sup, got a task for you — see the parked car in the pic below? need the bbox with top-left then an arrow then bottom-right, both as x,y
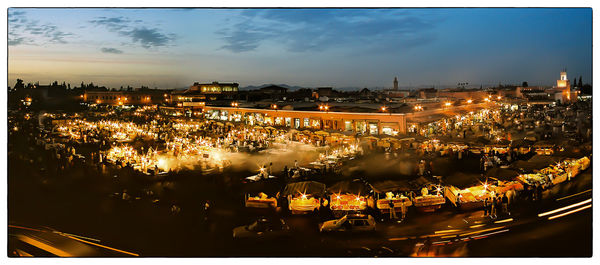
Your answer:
319,214 -> 376,233
232,217 -> 290,240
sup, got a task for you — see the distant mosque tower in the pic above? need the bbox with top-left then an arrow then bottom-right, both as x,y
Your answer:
556,69 -> 570,89
393,77 -> 399,90
555,69 -> 573,103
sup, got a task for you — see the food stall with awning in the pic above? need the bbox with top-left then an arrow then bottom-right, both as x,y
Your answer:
325,132 -> 344,146
533,141 -> 555,155
370,180 -> 413,214
510,139 -> 534,154
282,181 -> 326,214
517,156 -> 590,187
484,142 -> 510,154
409,176 -> 446,212
327,179 -> 373,216
444,179 -> 493,211
243,180 -> 281,209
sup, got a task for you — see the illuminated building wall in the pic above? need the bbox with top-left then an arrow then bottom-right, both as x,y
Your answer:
83,90 -> 166,106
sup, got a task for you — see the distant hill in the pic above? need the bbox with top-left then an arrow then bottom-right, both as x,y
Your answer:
240,84 -> 306,91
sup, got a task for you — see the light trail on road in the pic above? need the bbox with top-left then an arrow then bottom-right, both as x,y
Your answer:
547,204 -> 592,220
556,189 -> 592,201
538,198 -> 591,217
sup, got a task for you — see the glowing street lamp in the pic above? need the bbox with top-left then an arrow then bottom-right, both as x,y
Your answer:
444,102 -> 452,107
380,105 -> 392,115
319,104 -> 330,112
231,102 -> 239,108
466,99 -> 473,104
414,105 -> 423,111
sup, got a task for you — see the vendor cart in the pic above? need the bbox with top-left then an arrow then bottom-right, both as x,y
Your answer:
370,180 -> 413,215
282,181 -> 326,214
328,179 -> 373,217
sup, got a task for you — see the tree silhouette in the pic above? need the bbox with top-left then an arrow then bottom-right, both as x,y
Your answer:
521,81 -> 528,87
578,76 -> 583,88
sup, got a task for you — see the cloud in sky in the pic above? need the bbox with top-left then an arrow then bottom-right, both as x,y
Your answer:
100,47 -> 124,54
89,16 -> 175,49
8,10 -> 74,46
217,9 -> 439,53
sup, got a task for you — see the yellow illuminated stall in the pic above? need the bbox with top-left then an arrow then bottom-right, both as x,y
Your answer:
283,181 -> 326,214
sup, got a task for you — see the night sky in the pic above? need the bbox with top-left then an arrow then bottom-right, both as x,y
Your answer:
7,8 -> 592,89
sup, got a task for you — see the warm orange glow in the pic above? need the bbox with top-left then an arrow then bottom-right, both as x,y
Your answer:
497,96 -> 501,100
96,99 -> 101,104
272,104 -> 277,109
17,235 -> 73,257
380,106 -> 387,112
444,102 -> 452,107
466,99 -> 472,104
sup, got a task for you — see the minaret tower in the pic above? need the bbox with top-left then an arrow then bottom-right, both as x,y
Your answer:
393,77 -> 399,90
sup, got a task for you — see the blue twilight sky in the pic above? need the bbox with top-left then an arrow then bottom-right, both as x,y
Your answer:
7,8 -> 592,89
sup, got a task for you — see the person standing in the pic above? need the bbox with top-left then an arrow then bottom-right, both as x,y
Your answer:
418,160 -> 425,176
203,200 -> 211,222
501,193 -> 509,215
283,165 -> 289,179
400,200 -> 407,220
483,198 -> 489,217
490,196 -> 497,219
388,200 -> 397,220
268,162 -> 273,176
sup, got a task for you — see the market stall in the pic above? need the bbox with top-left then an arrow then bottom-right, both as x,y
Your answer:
445,184 -> 491,210
282,181 -> 326,214
484,143 -> 510,154
409,177 -> 446,212
327,179 -> 373,216
511,139 -> 534,154
533,142 -> 555,155
243,180 -> 280,209
370,180 -> 413,214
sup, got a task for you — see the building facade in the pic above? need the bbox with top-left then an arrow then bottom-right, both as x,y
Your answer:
83,90 -> 167,106
171,81 -> 239,103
